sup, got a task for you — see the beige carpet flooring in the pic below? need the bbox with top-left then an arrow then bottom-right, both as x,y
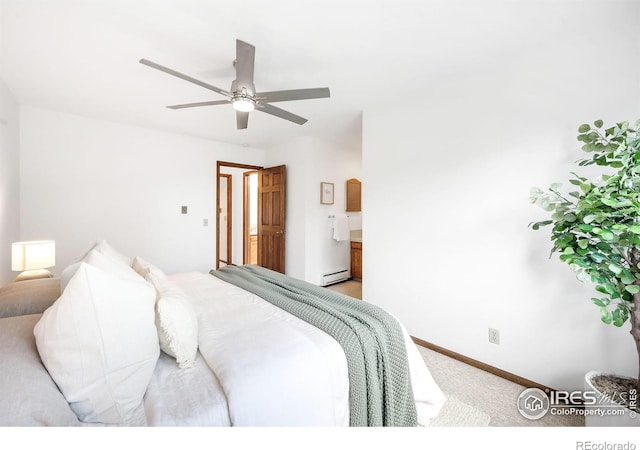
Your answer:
325,280 -> 584,427
326,279 -> 362,299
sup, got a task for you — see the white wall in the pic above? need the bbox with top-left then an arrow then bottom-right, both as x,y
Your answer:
266,135 -> 362,284
17,106 -> 359,284
363,2 -> 640,391
19,106 -> 266,276
0,76 -> 19,284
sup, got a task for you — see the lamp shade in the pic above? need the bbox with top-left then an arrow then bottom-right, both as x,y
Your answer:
12,240 -> 56,271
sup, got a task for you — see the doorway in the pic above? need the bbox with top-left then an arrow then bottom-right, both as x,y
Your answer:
217,162 -> 261,269
216,161 -> 287,273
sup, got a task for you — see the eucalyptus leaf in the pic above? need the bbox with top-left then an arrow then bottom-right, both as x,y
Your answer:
578,124 -> 591,133
620,271 -> 635,284
613,309 -> 625,327
609,263 -> 623,275
530,187 -> 544,197
550,182 -> 562,191
591,297 -> 609,307
625,285 -> 640,294
576,270 -> 591,282
600,308 -> 613,324
600,231 -> 616,241
596,285 -> 609,295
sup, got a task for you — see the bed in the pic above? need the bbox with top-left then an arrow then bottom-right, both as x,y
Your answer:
0,240 -> 445,427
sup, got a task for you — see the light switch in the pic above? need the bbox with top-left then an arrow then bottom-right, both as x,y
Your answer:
203,218 -> 209,226
181,206 -> 187,214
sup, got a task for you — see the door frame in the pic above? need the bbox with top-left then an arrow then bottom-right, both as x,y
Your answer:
216,161 -> 263,270
243,170 -> 258,264
218,173 -> 232,266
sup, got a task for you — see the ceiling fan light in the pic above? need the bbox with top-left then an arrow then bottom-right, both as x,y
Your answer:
232,97 -> 255,112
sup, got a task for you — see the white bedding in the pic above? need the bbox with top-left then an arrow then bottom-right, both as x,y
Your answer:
144,351 -> 230,426
159,271 -> 445,426
0,269 -> 444,426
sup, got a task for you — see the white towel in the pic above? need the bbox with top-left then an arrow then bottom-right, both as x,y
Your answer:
332,214 -> 350,242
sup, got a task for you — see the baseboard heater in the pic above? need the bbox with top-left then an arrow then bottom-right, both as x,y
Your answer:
320,269 -> 349,286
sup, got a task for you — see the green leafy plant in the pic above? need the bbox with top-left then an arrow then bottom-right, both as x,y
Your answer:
530,119 -> 640,393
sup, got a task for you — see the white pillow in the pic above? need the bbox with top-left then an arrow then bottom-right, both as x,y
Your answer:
84,248 -> 142,283
60,261 -> 81,292
93,240 -> 131,265
60,248 -> 142,292
147,272 -> 198,369
132,256 -> 166,280
60,240 -> 135,293
33,262 -> 159,424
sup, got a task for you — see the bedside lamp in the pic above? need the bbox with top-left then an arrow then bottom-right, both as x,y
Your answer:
11,240 -> 56,282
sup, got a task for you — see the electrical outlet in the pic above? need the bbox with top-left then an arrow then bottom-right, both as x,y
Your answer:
488,328 -> 500,345
181,206 -> 188,214
203,218 -> 208,227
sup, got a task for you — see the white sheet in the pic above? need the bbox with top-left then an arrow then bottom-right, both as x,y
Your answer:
167,271 -> 445,426
144,351 -> 230,426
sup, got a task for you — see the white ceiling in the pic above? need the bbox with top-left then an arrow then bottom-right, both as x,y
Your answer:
0,0 -> 571,150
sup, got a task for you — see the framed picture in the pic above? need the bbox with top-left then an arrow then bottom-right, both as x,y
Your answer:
320,182 -> 334,205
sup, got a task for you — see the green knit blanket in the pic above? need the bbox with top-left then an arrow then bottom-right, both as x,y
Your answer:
210,265 -> 417,427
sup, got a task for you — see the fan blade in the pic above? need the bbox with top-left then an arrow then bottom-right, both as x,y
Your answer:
235,40 -> 255,93
236,111 -> 249,129
255,103 -> 307,125
140,59 -> 232,98
256,88 -> 330,103
167,100 -> 230,109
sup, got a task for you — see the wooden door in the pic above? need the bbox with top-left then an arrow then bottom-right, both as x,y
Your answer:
257,165 -> 286,273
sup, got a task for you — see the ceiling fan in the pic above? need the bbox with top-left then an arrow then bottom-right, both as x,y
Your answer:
140,39 -> 330,130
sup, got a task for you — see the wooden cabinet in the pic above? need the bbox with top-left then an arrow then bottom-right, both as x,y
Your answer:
351,241 -> 362,281
346,178 -> 361,212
